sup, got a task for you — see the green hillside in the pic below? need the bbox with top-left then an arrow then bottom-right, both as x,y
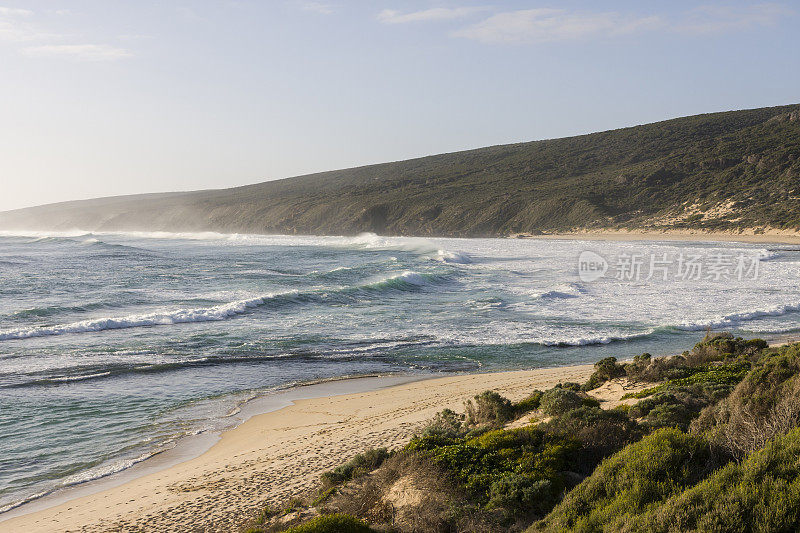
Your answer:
2,104 -> 799,236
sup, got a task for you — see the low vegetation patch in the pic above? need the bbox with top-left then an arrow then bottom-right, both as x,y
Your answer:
530,429 -> 715,532
282,514 -> 375,533
320,448 -> 389,488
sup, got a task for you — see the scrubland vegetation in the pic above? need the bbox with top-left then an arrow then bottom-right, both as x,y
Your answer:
244,333 -> 800,532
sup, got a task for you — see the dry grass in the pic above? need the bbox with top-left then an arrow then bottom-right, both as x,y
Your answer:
323,452 -> 493,532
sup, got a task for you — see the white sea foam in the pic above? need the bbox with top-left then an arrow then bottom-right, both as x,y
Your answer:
432,249 -> 472,264
51,371 -> 112,382
0,294 -> 292,341
758,248 -> 781,261
677,302 -> 800,331
361,270 -> 436,290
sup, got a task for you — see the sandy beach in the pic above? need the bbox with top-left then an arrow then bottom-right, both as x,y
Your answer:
0,365 -> 599,533
521,228 -> 800,244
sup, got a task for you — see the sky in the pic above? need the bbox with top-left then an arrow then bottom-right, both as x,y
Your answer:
0,1 -> 798,212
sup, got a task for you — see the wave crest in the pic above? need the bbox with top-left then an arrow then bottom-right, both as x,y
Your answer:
677,302 -> 800,331
0,271 -> 446,341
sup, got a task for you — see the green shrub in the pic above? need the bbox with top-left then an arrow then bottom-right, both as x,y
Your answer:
624,353 -> 690,383
540,388 -> 584,416
465,390 -> 516,427
514,390 -> 543,414
631,428 -> 800,532
487,474 -> 555,517
284,513 -> 376,533
694,344 -> 800,458
642,403 -> 694,431
582,357 -> 626,391
407,425 -> 580,518
320,448 -> 389,487
531,428 -> 713,532
623,360 -> 750,401
685,332 -> 767,366
629,392 -> 703,431
540,406 -> 642,471
422,408 -> 464,438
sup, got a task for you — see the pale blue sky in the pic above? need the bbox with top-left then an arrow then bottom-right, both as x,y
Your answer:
0,1 -> 797,211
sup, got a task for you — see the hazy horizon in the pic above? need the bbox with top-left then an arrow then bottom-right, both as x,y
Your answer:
2,1 -> 799,212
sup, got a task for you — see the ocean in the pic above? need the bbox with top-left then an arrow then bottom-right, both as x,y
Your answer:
1,230 -> 799,513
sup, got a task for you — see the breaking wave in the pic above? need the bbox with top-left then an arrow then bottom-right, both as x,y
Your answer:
0,271 -> 446,341
677,302 -> 800,331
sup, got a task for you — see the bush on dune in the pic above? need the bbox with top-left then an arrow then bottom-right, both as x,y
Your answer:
514,390 -> 543,414
693,343 -> 800,459
582,357 -> 626,391
619,334 -> 766,387
283,513 -> 376,533
405,425 -> 582,524
401,399 -> 643,526
684,332 -> 767,367
539,406 -> 642,471
465,390 -> 516,427
539,388 -> 589,416
322,452 -> 473,532
628,391 -> 705,431
421,408 -> 465,439
630,427 -> 800,533
320,448 -> 390,488
624,352 -> 689,383
530,428 -> 714,532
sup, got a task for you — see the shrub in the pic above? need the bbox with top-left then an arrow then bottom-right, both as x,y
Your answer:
284,514 -> 375,533
531,429 -> 713,532
629,391 -> 706,431
624,353 -> 690,383
323,452 -> 466,532
422,408 -> 464,438
487,474 -> 555,517
582,357 -> 626,391
406,425 -> 580,519
320,448 -> 390,487
514,390 -> 543,414
540,406 -> 642,471
630,428 -> 800,532
696,344 -> 800,458
540,388 -> 584,416
642,403 -> 694,431
623,361 -> 750,401
685,332 -> 767,366
465,390 -> 515,427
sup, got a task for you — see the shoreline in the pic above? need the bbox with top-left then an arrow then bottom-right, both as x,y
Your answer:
0,364 -> 594,533
514,228 -> 800,244
4,227 -> 800,245
0,374 -> 427,527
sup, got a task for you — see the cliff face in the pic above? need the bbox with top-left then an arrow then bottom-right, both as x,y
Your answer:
3,104 -> 800,237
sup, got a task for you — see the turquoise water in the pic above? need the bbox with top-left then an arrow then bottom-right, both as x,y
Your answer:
1,231 -> 799,512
